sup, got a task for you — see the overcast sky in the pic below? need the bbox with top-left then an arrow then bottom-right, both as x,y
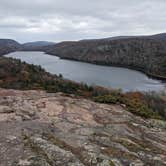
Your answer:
0,0 -> 166,43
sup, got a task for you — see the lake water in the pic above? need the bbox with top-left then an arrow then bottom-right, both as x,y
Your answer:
5,51 -> 166,92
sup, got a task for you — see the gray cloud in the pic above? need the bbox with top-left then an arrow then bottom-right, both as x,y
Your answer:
0,0 -> 166,42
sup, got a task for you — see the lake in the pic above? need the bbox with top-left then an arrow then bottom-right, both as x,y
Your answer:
5,51 -> 166,92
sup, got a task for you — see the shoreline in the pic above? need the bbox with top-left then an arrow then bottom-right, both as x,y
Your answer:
5,50 -> 166,83
46,52 -> 166,82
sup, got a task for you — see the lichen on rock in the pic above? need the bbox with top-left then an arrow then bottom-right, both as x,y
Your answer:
0,89 -> 165,166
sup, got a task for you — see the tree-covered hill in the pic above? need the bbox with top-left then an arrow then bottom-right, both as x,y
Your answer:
45,37 -> 166,79
0,39 -> 21,56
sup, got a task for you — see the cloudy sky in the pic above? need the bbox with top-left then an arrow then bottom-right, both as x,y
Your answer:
0,0 -> 166,43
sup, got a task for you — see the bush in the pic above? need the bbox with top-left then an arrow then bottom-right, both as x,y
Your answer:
143,92 -> 166,119
125,98 -> 162,119
93,94 -> 121,104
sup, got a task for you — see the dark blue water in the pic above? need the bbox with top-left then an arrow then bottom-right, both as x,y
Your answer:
5,51 -> 166,92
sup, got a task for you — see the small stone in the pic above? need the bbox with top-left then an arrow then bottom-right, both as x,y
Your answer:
17,159 -> 31,166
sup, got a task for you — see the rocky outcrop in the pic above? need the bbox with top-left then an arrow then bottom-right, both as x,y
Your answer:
45,35 -> 166,79
0,39 -> 21,56
0,88 -> 166,165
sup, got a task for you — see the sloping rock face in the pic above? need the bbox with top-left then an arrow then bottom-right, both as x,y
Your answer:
46,38 -> 166,79
0,89 -> 166,166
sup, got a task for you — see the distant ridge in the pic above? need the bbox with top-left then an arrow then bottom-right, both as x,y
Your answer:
22,41 -> 56,51
150,33 -> 166,40
0,39 -> 21,56
23,41 -> 55,47
80,33 -> 166,41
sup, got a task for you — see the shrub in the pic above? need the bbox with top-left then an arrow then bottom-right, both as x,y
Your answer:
143,92 -> 166,119
125,98 -> 162,119
93,94 -> 121,104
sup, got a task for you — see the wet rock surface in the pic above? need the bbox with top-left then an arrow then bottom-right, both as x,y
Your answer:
0,88 -> 166,166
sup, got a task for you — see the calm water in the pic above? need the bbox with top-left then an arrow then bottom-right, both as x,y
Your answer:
5,51 -> 166,92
